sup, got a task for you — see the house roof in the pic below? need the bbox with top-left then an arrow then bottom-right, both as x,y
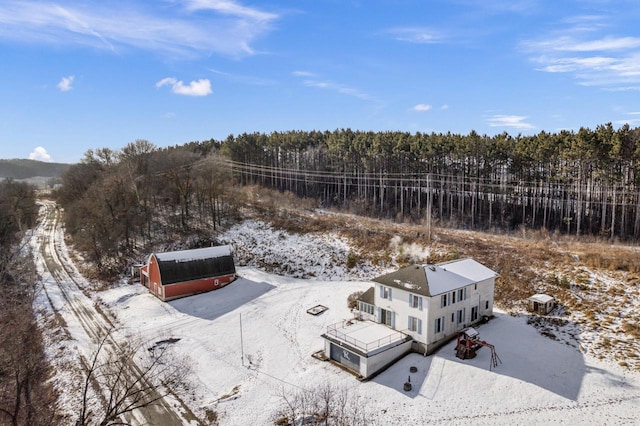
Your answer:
153,246 -> 235,286
372,258 -> 496,297
528,294 -> 554,304
438,258 -> 500,282
357,287 -> 375,305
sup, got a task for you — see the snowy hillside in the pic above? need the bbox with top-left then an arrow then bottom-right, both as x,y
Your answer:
92,220 -> 640,425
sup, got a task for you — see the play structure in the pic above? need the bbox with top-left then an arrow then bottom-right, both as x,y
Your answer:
455,327 -> 502,371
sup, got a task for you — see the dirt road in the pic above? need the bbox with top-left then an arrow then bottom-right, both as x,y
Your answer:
34,200 -> 192,425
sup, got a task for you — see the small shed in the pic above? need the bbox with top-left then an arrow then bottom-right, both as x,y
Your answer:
140,246 -> 236,301
527,294 -> 555,314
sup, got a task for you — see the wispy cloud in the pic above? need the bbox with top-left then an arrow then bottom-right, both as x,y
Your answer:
522,15 -> 640,90
412,104 -> 432,112
452,0 -> 538,14
293,72 -> 378,103
0,0 -> 278,57
182,0 -> 277,22
209,68 -> 275,86
292,70 -> 315,77
57,75 -> 74,92
156,77 -> 212,96
386,27 -> 443,44
29,146 -> 52,162
304,79 -> 376,102
614,111 -> 640,126
487,115 -> 535,130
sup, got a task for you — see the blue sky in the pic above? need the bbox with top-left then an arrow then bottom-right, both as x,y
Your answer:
2,0 -> 640,163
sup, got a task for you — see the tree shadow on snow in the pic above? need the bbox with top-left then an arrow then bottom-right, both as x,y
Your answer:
372,312 -> 635,401
169,277 -> 275,320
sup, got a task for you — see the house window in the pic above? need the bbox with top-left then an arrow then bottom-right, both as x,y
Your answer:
434,316 -> 445,334
457,308 -> 465,324
474,283 -> 477,290
359,302 -> 375,315
452,291 -> 456,304
458,288 -> 466,301
471,306 -> 479,322
440,294 -> 448,308
451,313 -> 454,322
408,316 -> 422,334
409,294 -> 423,310
485,300 -> 489,310
380,285 -> 392,301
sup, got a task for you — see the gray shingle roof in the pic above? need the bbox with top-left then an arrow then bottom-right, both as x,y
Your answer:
372,258 -> 494,297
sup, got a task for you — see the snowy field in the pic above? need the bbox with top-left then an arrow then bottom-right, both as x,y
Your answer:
92,221 -> 640,425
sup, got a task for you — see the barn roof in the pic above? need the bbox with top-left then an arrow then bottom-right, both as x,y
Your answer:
372,258 -> 495,297
155,246 -> 232,262
153,246 -> 235,286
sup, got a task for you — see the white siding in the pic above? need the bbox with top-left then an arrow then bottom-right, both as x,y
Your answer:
374,273 -> 495,353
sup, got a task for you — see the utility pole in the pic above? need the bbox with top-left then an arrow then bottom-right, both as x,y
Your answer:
426,174 -> 432,241
240,313 -> 245,367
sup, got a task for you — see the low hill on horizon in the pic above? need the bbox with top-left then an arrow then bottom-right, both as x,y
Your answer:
0,158 -> 71,180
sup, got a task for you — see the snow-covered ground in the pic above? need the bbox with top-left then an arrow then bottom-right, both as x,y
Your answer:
92,221 -> 640,425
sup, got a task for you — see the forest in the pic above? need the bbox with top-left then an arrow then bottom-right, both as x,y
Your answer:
53,123 -> 640,277
216,123 -> 640,240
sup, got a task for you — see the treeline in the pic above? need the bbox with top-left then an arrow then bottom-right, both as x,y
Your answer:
0,159 -> 70,179
54,140 -> 235,277
0,180 -> 59,425
216,123 -> 640,240
56,122 -> 640,274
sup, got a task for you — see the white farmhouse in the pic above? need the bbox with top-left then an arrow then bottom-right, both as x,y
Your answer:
322,258 -> 498,379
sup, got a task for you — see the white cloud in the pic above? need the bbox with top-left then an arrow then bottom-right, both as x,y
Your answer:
441,104 -> 449,110
57,75 -> 74,91
29,146 -> 52,162
523,15 -> 640,90
487,115 -> 535,130
0,1 -> 278,58
387,27 -> 442,44
412,104 -> 432,112
156,77 -> 212,96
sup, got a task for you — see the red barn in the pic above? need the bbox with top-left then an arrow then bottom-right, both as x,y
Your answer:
140,245 -> 236,301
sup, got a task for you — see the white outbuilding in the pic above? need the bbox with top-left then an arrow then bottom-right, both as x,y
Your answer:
527,294 -> 555,314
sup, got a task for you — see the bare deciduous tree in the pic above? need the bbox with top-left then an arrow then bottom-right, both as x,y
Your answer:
272,383 -> 374,426
0,184 -> 60,426
76,329 -> 190,426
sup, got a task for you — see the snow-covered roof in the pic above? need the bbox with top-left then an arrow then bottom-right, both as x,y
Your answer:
372,259 -> 495,297
424,264 -> 475,295
154,245 -> 233,263
439,258 -> 499,282
528,294 -> 554,304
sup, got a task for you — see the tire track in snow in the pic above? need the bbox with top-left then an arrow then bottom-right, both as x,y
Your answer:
35,201 -> 192,426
